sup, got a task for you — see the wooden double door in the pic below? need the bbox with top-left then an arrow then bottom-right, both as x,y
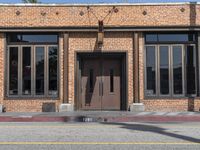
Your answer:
80,57 -> 121,110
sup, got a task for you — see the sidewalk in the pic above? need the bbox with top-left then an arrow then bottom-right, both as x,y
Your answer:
0,111 -> 200,122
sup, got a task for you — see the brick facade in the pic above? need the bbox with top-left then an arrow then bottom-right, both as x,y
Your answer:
0,3 -> 200,112
0,4 -> 192,27
1,34 -> 64,112
68,32 -> 134,105
0,34 -> 5,107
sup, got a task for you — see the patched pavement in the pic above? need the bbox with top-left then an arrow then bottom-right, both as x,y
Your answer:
0,111 -> 200,122
0,122 -> 199,150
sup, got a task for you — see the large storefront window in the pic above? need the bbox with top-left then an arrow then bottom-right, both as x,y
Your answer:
7,33 -> 58,97
145,33 -> 196,98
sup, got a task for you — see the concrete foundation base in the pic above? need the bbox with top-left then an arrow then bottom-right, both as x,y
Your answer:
129,103 -> 145,112
59,103 -> 74,112
0,105 -> 3,113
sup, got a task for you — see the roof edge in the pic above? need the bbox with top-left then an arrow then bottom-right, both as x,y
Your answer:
0,2 -> 197,7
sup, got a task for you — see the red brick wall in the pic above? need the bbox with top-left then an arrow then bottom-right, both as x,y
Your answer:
68,32 -> 134,106
0,3 -> 200,112
0,4 -> 193,27
0,33 -> 5,107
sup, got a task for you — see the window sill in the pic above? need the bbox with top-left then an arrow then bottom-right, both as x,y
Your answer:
4,96 -> 59,101
144,96 -> 196,100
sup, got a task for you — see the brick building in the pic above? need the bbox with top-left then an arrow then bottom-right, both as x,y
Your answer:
0,2 -> 200,112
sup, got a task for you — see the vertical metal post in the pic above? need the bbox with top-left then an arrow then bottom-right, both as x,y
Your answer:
133,32 -> 140,103
63,33 -> 69,103
197,33 -> 200,96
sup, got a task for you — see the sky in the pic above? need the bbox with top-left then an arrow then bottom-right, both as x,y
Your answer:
0,0 -> 200,4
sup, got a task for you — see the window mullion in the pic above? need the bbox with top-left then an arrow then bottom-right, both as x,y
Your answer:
57,45 -> 59,99
7,47 -> 9,97
195,44 -> 197,96
184,45 -> 187,97
156,45 -> 159,97
45,46 -> 48,97
168,45 -> 171,97
182,45 -> 185,97
171,46 -> 174,97
19,46 -> 22,96
171,45 -> 174,97
32,45 -> 35,96
198,33 -> 200,96
157,45 -> 161,97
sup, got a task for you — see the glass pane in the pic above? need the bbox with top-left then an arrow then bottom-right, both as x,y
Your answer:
36,47 -> 45,95
9,35 -> 21,42
146,46 -> 156,95
110,69 -> 114,93
22,35 -> 58,43
173,46 -> 183,95
158,34 -> 195,42
145,34 -> 158,42
9,47 -> 18,95
48,46 -> 58,96
22,47 -> 31,95
145,33 -> 195,43
159,46 -> 169,95
89,69 -> 94,93
186,45 -> 196,95
8,33 -> 58,43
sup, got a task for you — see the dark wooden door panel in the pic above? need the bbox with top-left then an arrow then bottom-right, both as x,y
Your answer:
102,58 -> 121,110
81,58 -> 101,110
80,56 -> 121,110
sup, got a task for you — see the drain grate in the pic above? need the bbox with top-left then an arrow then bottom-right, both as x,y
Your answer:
63,116 -> 108,123
82,117 -> 96,122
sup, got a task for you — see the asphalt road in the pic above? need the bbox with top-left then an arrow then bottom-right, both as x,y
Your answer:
0,122 -> 199,150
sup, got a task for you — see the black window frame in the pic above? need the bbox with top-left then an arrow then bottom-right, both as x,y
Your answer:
6,33 -> 59,99
144,32 -> 197,99
145,32 -> 196,44
7,33 -> 58,45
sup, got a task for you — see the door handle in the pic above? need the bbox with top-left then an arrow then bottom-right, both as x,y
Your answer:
99,82 -> 101,96
99,81 -> 103,96
101,82 -> 103,96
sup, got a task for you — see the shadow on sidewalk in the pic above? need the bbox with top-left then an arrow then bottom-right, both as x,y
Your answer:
101,122 -> 200,143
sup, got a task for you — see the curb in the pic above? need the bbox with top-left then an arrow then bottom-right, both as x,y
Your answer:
0,115 -> 200,122
105,116 -> 200,122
